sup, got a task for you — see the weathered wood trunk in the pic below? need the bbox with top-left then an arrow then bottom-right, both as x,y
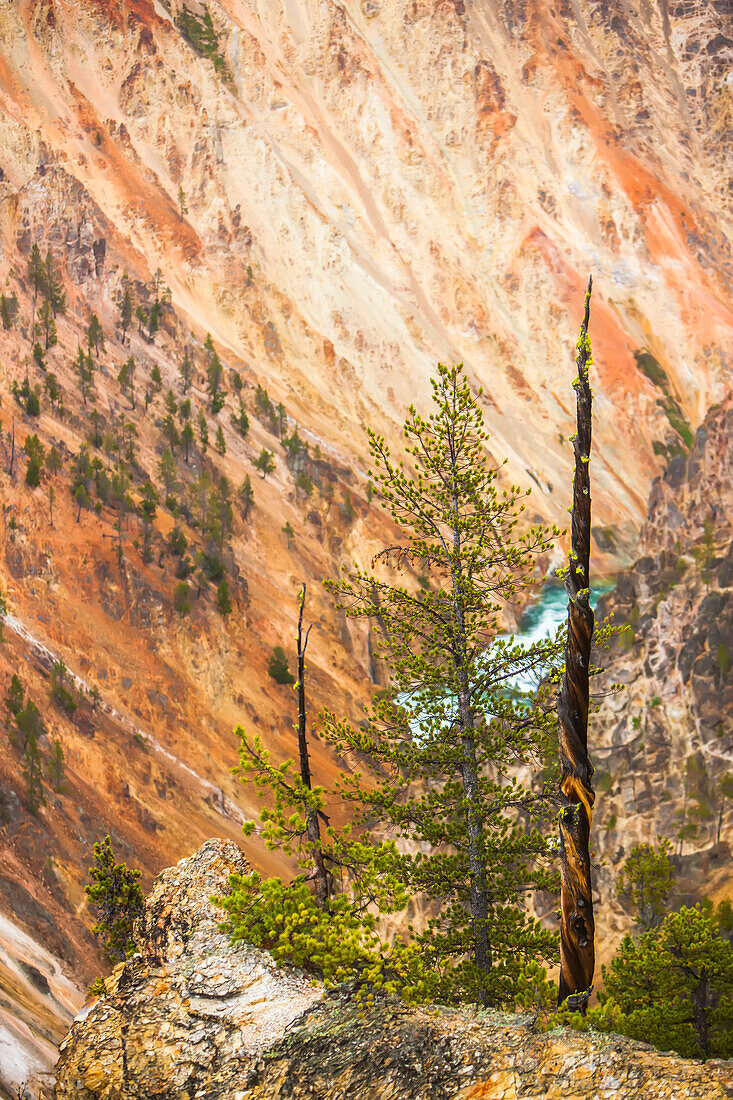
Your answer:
557,277 -> 596,1009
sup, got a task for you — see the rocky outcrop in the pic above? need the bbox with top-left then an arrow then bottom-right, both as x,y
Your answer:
54,840 -> 322,1099
55,839 -> 733,1100
592,394 -> 733,961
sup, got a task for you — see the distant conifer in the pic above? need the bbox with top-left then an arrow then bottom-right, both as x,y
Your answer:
22,731 -> 45,814
48,738 -> 65,791
85,835 -> 145,963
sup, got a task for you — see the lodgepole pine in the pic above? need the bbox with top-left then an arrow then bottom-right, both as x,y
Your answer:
296,584 -> 330,908
557,276 -> 596,1010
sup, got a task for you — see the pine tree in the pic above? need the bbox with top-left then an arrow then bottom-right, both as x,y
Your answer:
117,356 -> 136,409
44,374 -> 61,412
174,582 -> 191,616
205,334 -> 226,414
139,480 -> 159,563
197,409 -> 209,451
118,285 -> 133,344
23,434 -> 45,487
216,578 -> 232,615
579,904 -> 733,1059
85,835 -> 145,963
16,698 -> 44,752
212,475 -> 233,550
5,674 -> 24,717
163,414 -> 180,452
74,345 -> 94,406
150,363 -> 163,396
72,457 -> 93,521
28,243 -> 44,301
32,342 -> 45,370
254,447 -> 275,478
38,298 -> 57,350
51,660 -> 76,715
46,445 -> 62,475
181,421 -> 194,463
158,448 -> 178,499
22,731 -> 45,815
87,314 -> 105,357
48,738 -> 65,791
147,299 -> 161,342
254,383 -> 272,422
0,293 -> 12,330
232,399 -> 249,437
215,424 -> 227,455
238,474 -> 254,519
179,347 -> 193,392
167,526 -> 188,558
43,250 -> 66,316
267,645 -> 295,685
220,588 -> 417,996
321,362 -> 562,1006
617,839 -> 676,932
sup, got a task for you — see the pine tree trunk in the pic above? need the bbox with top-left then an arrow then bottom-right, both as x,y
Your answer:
557,277 -> 596,1010
296,584 -> 329,909
457,686 -> 491,997
450,469 -> 491,1000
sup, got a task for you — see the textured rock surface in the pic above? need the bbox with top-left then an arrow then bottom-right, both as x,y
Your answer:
55,838 -> 733,1099
54,839 -> 323,1099
591,394 -> 733,963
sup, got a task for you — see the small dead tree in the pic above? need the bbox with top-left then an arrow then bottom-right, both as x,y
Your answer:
296,583 -> 330,908
8,419 -> 15,479
557,276 -> 596,1010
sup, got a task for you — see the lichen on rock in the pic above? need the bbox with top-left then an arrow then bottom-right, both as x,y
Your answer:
55,839 -> 733,1099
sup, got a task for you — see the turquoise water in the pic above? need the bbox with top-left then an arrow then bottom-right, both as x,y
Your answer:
402,578 -> 616,735
500,578 -> 616,692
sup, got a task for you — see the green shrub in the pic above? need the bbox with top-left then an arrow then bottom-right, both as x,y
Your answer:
174,582 -> 191,616
569,904 -> 733,1060
267,645 -> 295,685
216,872 -> 432,1001
50,661 -> 76,716
85,835 -> 145,963
216,579 -> 232,616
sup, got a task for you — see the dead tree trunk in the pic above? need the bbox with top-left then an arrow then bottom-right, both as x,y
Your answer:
296,584 -> 330,909
8,419 -> 15,479
557,276 -> 596,1010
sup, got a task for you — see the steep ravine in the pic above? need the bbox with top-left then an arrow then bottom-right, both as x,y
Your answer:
0,0 -> 731,1095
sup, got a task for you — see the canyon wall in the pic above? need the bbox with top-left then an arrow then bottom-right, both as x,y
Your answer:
0,0 -> 731,1094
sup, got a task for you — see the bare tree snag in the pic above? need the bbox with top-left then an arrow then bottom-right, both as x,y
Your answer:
296,584 -> 330,909
557,276 -> 596,1010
